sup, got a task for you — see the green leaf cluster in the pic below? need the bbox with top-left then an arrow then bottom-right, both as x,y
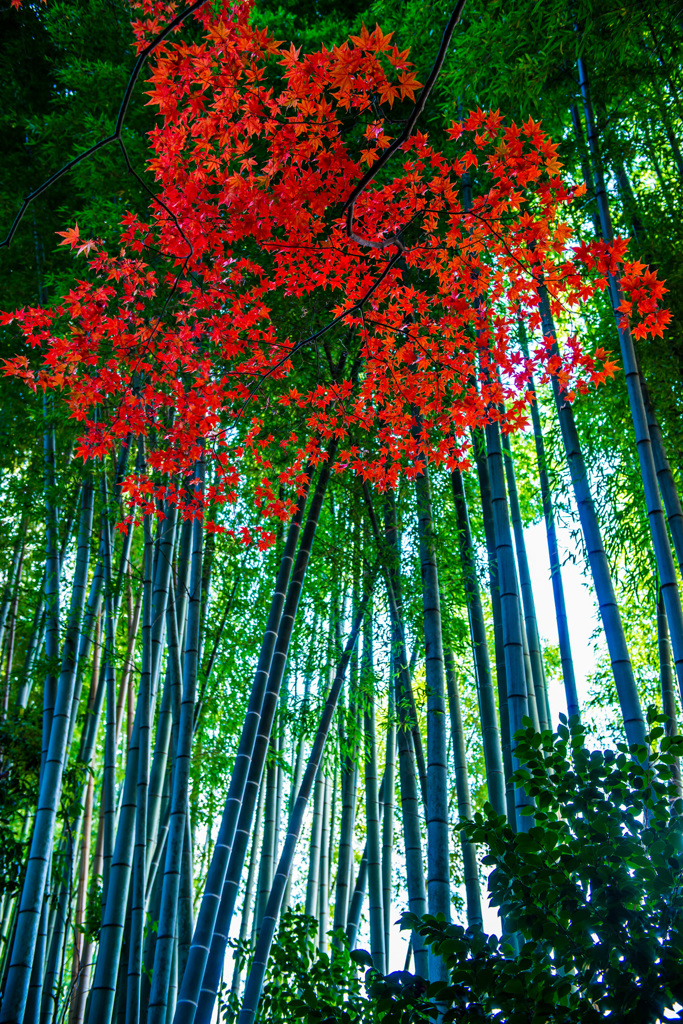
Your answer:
409,714 -> 683,1022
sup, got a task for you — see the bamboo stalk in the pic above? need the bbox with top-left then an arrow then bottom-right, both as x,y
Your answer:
125,510 -> 155,1024
450,469 -> 506,815
484,420 -> 533,832
0,524 -> 27,662
501,431 -> 549,731
444,650 -> 482,929
658,590 -> 682,795
41,396 -> 60,774
332,671 -> 359,939
1,540 -> 24,719
177,811 -> 194,1004
173,468 -> 314,1024
192,448 -> 337,1024
70,790 -> 104,1024
230,780 -> 265,999
147,463 -> 204,1024
363,485 -> 429,971
395,720 -> 428,978
381,679 -> 396,964
363,608 -> 385,975
253,742 -> 278,936
414,463 -> 451,970
115,585 -> 143,749
380,490 -> 428,804
146,520 -> 190,888
304,770 -> 323,923
471,429 -> 516,825
577,58 -> 683,714
538,287 -> 646,749
0,476 -> 93,1024
317,771 -> 331,953
517,323 -> 579,720
640,372 -> 683,580
237,571 -> 376,1024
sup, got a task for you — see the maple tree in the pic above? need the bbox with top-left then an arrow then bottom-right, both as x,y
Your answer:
1,0 -> 669,539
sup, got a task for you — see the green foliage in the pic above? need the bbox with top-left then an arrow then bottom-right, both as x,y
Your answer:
226,910 -> 431,1023
407,713 -> 683,1023
230,713 -> 683,1023
242,910 -> 368,1022
0,707 -> 41,896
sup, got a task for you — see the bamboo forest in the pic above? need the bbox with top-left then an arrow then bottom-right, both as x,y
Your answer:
2,0 -> 683,1020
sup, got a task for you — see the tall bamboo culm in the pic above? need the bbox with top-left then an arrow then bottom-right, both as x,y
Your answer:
538,286 -> 646,749
577,57 -> 683,707
172,474 -> 314,1024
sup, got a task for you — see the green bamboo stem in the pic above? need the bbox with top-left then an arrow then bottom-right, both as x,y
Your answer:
230,780 -> 265,998
101,480 -> 118,905
304,771 -> 323,922
658,590 -> 682,795
172,472 -> 313,1024
0,525 -> 26,662
484,419 -> 533,832
501,432 -> 549,731
125,511 -> 155,1024
395,719 -> 429,978
40,480 -> 98,1024
142,504 -> 180,875
192,449 -> 336,1024
363,485 -> 428,971
345,850 -> 367,952
380,489 -> 428,804
282,671 -> 311,914
69,770 -> 94,1021
69,662 -> 105,1024
444,650 -> 482,929
140,786 -> 169,1019
86,524 -> 156,1024
147,515 -> 192,882
520,618 -> 541,733
471,429 -> 515,825
363,609 -> 385,973
1,536 -> 24,718
115,588 -> 143,749
41,396 -> 60,774
0,474 -> 93,1024
517,324 -> 580,720
332,672 -> 359,939
24,886 -> 49,1024
147,464 -> 204,1024
317,770 -> 331,954
450,469 -> 506,816
237,577 -> 376,1024
326,759 -> 337,908
538,287 -> 646,749
578,58 -> 683,712
415,464 -> 451,969
253,742 -> 278,935
177,812 -> 194,1002
640,373 -> 683,580
381,680 -> 396,963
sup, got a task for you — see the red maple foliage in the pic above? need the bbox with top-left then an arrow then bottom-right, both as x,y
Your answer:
1,0 -> 670,540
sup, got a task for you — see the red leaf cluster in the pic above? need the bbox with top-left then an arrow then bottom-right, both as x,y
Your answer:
2,0 -> 670,535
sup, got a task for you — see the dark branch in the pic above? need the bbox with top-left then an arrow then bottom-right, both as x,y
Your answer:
1,0 -> 207,250
343,0 -> 467,252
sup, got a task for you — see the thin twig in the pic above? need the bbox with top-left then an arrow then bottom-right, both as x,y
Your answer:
343,0 -> 467,251
1,0 -> 207,250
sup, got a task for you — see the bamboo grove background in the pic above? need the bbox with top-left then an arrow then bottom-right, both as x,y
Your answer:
1,0 -> 683,1021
